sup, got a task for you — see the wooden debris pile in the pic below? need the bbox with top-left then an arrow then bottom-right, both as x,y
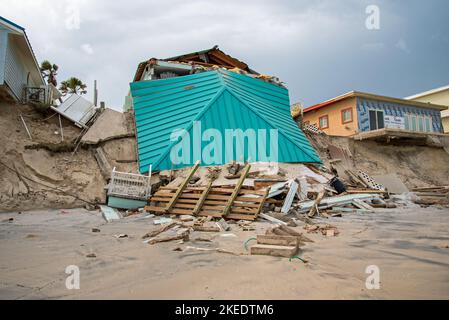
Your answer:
412,186 -> 449,206
145,162 -> 269,221
249,225 -> 312,258
304,224 -> 339,237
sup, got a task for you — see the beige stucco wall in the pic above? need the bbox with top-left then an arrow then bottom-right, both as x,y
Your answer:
302,97 -> 358,136
409,89 -> 449,106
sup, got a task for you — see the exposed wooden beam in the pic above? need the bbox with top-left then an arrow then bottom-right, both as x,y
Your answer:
222,164 -> 251,217
192,180 -> 213,216
166,161 -> 200,212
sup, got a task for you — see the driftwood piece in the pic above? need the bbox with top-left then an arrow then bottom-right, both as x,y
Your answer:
142,222 -> 177,239
148,228 -> 190,244
308,190 -> 325,217
193,225 -> 221,232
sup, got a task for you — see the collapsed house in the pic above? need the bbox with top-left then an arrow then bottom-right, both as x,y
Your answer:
127,46 -> 319,173
130,69 -> 321,172
1,42 -> 448,259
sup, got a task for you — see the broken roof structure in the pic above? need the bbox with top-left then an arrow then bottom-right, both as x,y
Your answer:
133,45 -> 257,82
130,69 -> 321,173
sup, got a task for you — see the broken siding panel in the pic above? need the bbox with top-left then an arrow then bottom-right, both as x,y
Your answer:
51,94 -> 97,127
357,98 -> 443,133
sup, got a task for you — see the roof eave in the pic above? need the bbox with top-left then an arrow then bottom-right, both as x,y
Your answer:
404,84 -> 449,100
304,91 -> 448,113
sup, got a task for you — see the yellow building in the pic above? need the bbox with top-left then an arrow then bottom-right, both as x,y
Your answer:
405,85 -> 449,133
298,91 -> 446,137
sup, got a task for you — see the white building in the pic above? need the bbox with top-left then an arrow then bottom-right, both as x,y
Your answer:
0,16 -> 59,104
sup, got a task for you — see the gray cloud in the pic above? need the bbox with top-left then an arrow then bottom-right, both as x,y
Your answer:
2,0 -> 448,109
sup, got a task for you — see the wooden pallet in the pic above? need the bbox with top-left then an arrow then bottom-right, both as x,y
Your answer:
145,164 -> 268,221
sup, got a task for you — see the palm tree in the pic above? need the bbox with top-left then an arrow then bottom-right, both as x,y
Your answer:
40,60 -> 59,86
59,77 -> 87,96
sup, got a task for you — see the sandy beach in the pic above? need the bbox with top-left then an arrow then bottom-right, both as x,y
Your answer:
1,207 -> 448,300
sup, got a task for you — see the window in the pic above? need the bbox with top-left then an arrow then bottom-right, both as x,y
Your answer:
405,114 -> 433,132
410,115 -> 417,131
341,108 -> 353,124
418,117 -> 424,132
369,110 -> 384,130
319,115 -> 329,129
425,117 -> 432,132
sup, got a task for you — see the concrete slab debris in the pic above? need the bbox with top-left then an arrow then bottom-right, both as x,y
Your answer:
100,205 -> 122,222
81,108 -> 134,145
372,174 -> 409,194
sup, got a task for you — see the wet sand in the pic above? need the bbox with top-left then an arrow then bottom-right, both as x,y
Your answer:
1,207 -> 448,299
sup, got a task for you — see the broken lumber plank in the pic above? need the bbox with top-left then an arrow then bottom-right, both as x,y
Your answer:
329,206 -> 369,213
269,226 -> 314,242
197,211 -> 255,220
193,225 -> 221,232
352,199 -> 374,211
255,188 -> 269,218
250,244 -> 298,258
222,164 -> 251,217
144,205 -> 168,213
257,234 -> 299,247
281,181 -> 298,214
142,221 -> 177,239
19,114 -> 32,140
169,208 -> 196,215
148,229 -> 190,245
346,169 -> 368,187
192,181 -> 212,216
308,190 -> 325,217
95,147 -> 112,180
296,176 -> 309,201
161,186 -> 267,196
346,189 -> 388,194
165,161 -> 200,212
258,213 -> 287,225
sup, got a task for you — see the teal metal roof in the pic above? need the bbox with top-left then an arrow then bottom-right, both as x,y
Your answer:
130,69 -> 321,173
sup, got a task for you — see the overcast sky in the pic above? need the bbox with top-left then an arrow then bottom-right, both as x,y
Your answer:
2,0 -> 448,110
